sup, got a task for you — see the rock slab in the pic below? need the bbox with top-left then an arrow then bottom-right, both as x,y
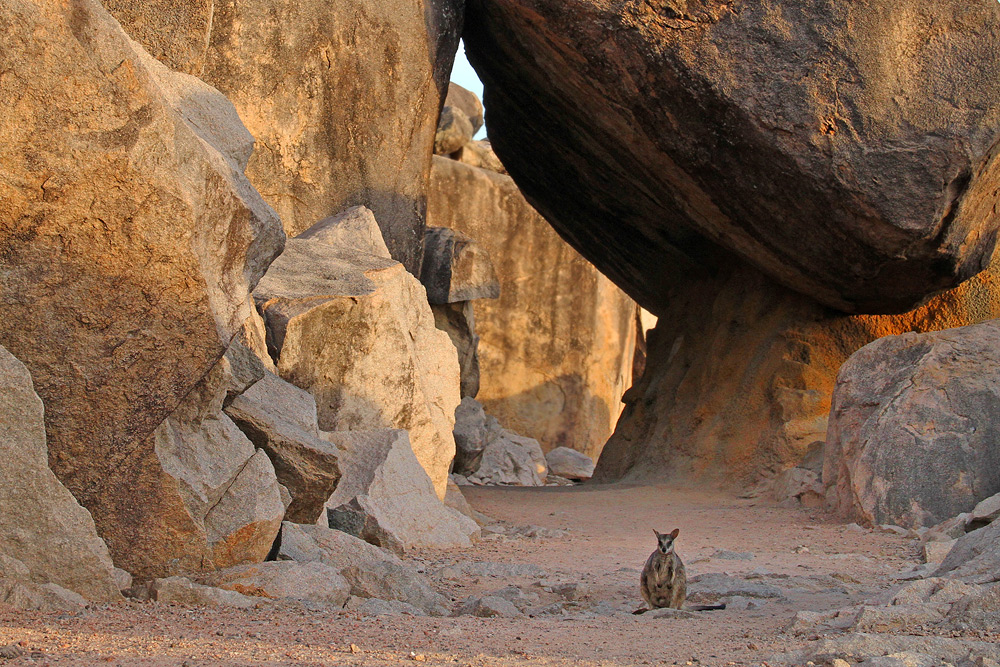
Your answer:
464,0 -> 1000,314
323,429 -> 476,551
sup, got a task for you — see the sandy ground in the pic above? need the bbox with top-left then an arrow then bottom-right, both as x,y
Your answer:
0,483 -> 921,667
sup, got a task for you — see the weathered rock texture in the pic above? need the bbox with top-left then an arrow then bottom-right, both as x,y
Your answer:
322,429 -> 476,551
464,0 -> 1000,314
0,347 -> 120,603
445,83 -> 484,135
427,157 -> 637,458
825,321 -> 1000,528
452,399 -> 548,486
106,0 -> 465,272
254,235 -> 461,498
145,360 -> 286,577
0,0 -> 285,577
421,227 -> 500,305
277,523 -> 450,615
595,260 -> 1000,485
225,371 -> 340,524
422,225 -> 500,398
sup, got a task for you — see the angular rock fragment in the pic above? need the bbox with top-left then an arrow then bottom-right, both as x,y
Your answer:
322,429 -> 477,551
278,522 -> 404,569
276,523 -> 450,616
825,321 -> 1000,528
148,577 -> 260,608
0,0 -> 285,577
545,447 -> 595,481
456,595 -> 523,618
295,206 -> 391,260
345,597 -> 427,616
967,493 -> 1000,532
254,236 -> 460,498
453,140 -> 507,174
140,360 -> 285,577
464,0 -> 1000,314
225,371 -> 340,523
433,302 -> 483,399
475,431 -> 548,486
770,468 -> 825,508
0,347 -> 120,603
341,562 -> 451,616
454,397 -> 490,474
0,579 -> 88,613
935,520 -> 1000,584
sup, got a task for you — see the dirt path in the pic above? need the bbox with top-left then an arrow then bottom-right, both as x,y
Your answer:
0,484 -> 918,666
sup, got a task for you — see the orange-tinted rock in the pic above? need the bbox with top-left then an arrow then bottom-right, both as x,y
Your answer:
595,257 -> 1000,485
106,0 -> 464,273
465,0 -> 1000,313
0,0 -> 284,577
426,157 -> 637,458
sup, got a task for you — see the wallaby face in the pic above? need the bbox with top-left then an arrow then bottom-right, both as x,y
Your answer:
654,528 -> 680,555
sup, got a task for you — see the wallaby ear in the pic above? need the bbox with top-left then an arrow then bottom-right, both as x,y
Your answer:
669,528 -> 680,539
653,529 -> 662,539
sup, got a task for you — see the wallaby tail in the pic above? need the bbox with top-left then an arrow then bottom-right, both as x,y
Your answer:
688,603 -> 727,611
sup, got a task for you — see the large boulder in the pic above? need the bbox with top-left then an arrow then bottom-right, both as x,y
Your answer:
106,0 -> 465,273
824,321 -> 1000,528
322,429 -> 477,551
254,235 -> 461,498
225,371 -> 340,524
464,0 -> 1000,314
427,157 -> 637,459
0,347 -> 120,603
0,0 -> 284,577
594,259 -> 1000,486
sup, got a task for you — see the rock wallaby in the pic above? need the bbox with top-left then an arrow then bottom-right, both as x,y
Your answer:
634,528 -> 725,614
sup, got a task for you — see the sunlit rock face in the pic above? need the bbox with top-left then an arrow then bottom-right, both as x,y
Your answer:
105,0 -> 465,273
0,0 -> 285,578
465,0 -> 1000,315
427,157 -> 637,460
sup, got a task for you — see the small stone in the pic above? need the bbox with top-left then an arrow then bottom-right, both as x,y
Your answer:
794,546 -> 811,554
922,540 -> 956,564
350,644 -> 361,654
0,644 -> 24,660
711,550 -> 755,561
410,652 -> 426,661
